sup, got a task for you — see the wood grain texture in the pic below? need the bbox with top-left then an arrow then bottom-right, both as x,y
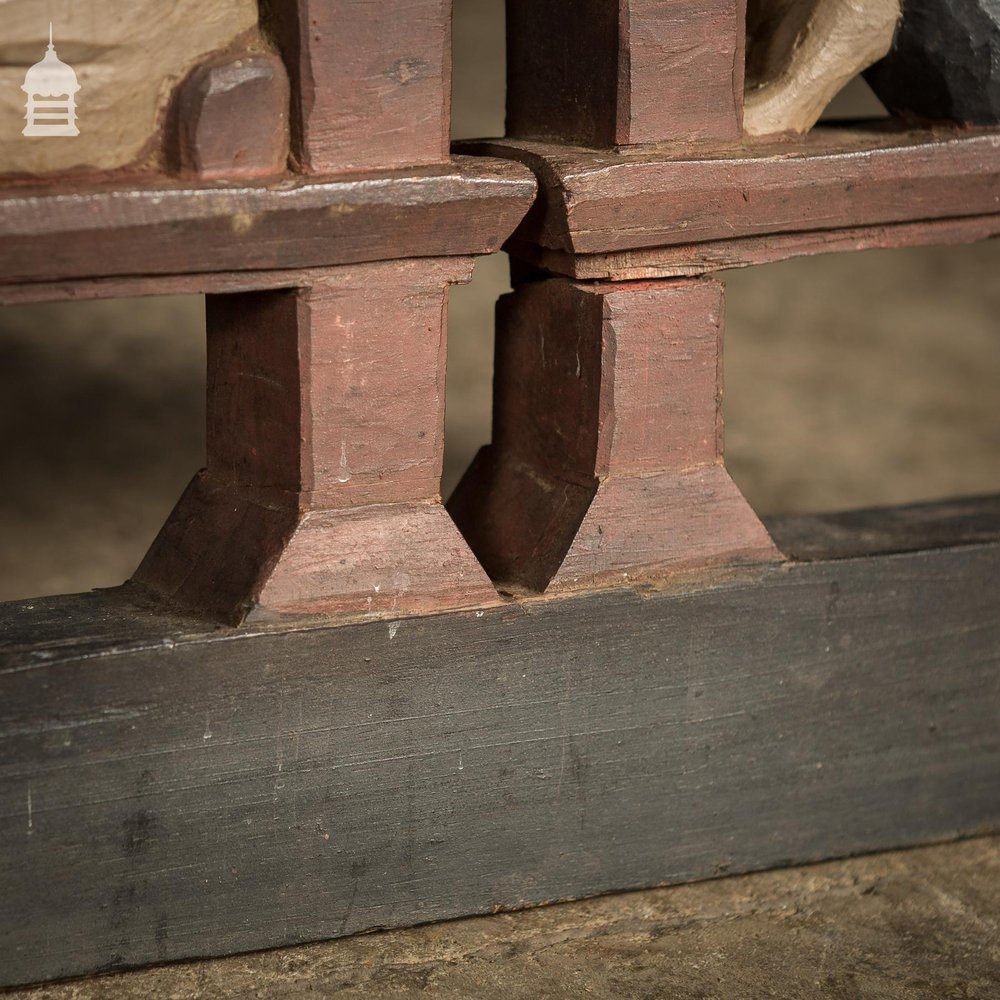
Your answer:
134,258 -> 498,624
448,277 -> 778,592
0,156 -> 536,285
505,212 -> 1000,280
4,838 -> 1000,999
1,517 -> 999,987
263,0 -> 451,173
506,0 -> 745,147
460,126 -> 1000,259
167,53 -> 290,179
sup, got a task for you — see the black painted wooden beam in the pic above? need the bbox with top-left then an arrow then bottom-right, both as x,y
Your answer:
1,499 -> 999,987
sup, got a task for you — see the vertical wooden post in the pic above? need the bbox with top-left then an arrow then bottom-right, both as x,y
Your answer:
506,0 -> 746,148
135,258 -> 498,622
264,0 -> 452,173
448,276 -> 780,592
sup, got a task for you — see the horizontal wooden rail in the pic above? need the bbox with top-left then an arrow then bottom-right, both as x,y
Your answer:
1,497 -> 998,987
462,125 -> 1000,277
0,157 -> 535,285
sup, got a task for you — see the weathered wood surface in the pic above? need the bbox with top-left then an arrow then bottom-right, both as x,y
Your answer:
1,503 -> 998,987
0,157 -> 536,285
264,0 -> 451,174
507,212 -> 1000,280
449,276 -> 778,592
461,126 -> 1000,261
134,258 -> 499,623
167,53 -> 290,179
5,837 -> 999,998
506,0 -> 746,148
744,0 -> 900,135
0,1 -> 258,176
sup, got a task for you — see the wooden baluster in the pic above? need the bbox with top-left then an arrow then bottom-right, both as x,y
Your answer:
135,259 -> 498,622
449,276 -> 780,592
506,0 -> 746,148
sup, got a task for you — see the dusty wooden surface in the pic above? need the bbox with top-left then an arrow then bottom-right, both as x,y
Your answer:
1,503 -> 998,986
463,126 -> 1000,262
506,0 -> 746,148
0,157 -> 535,286
5,836 -> 999,998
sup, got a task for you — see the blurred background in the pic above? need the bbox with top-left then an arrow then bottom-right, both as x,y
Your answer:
1,0 -> 998,601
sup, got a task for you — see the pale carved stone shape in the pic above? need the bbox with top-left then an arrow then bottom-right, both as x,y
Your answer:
0,0 -> 258,175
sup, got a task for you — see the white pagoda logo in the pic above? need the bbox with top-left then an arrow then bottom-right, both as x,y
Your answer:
22,24 -> 80,137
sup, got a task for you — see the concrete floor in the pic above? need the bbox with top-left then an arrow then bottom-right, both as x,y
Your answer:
0,0 -> 998,601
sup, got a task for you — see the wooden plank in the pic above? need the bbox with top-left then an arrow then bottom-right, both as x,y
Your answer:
5,837 -> 999,998
460,126 -> 1000,258
507,213 -> 1000,281
0,157 -> 536,285
767,494 -> 1000,562
1,506 -> 999,986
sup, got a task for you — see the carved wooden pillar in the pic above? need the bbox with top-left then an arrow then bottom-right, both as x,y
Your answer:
448,276 -> 780,593
135,258 -> 498,622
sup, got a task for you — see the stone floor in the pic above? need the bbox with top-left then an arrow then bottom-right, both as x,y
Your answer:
6,837 -> 998,999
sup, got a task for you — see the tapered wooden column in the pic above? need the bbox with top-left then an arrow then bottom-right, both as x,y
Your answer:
448,276 -> 780,593
135,258 -> 498,622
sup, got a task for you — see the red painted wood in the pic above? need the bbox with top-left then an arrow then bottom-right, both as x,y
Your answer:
265,0 -> 452,174
448,277 -> 779,593
506,0 -> 745,148
135,258 -> 499,623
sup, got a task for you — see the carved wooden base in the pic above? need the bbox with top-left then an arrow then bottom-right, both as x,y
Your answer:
134,257 -> 497,623
136,475 -> 496,622
448,275 -> 780,593
452,453 -> 776,592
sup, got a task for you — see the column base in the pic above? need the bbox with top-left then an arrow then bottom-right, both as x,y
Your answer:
449,447 -> 781,593
134,473 -> 499,624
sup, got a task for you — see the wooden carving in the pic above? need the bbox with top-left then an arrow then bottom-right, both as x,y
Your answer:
167,53 -> 290,178
744,0 -> 902,135
0,0 -> 258,176
866,0 -> 1000,124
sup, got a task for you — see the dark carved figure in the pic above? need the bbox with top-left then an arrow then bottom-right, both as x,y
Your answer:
866,0 -> 1000,124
